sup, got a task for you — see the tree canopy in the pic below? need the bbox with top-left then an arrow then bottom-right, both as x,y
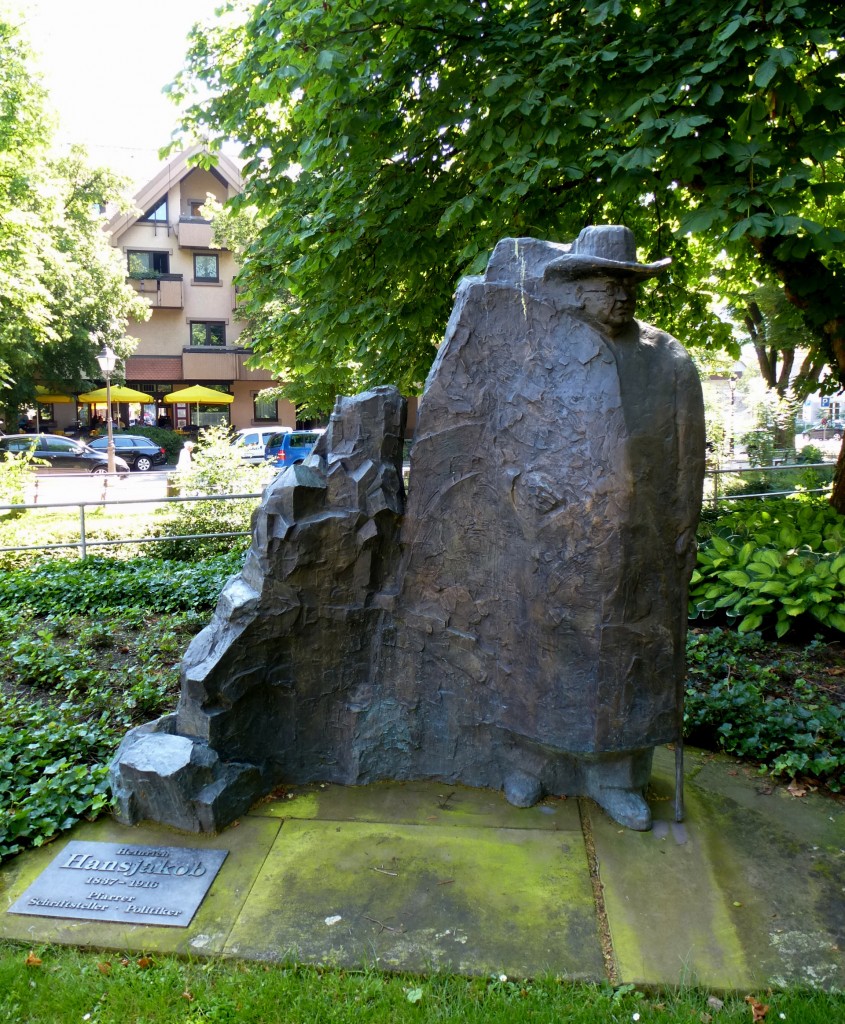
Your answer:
171,0 -> 844,415
0,10 -> 148,415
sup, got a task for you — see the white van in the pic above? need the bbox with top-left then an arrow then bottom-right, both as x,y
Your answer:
231,426 -> 290,463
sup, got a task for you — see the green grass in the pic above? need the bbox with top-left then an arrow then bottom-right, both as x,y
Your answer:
1,943 -> 842,1023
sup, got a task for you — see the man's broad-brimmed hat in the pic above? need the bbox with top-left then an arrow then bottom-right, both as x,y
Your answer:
544,225 -> 671,281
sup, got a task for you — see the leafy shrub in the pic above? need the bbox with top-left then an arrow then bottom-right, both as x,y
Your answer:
150,424 -> 273,559
720,473 -> 773,498
0,698 -> 114,858
685,628 -> 844,792
0,448 -> 43,515
796,443 -> 825,464
0,551 -> 243,613
741,428 -> 776,467
0,607 -> 206,858
690,497 -> 845,637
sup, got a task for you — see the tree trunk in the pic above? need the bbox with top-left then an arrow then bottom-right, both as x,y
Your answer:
830,435 -> 845,515
774,422 -> 795,451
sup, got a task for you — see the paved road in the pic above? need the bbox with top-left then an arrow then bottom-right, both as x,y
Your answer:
24,469 -> 174,507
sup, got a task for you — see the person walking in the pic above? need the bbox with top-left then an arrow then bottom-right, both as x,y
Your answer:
176,440 -> 195,472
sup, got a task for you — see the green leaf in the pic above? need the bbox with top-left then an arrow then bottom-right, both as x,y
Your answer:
669,115 -> 711,139
710,536 -> 735,557
756,550 -> 783,569
483,74 -> 520,97
736,541 -> 756,567
722,570 -> 751,587
716,19 -> 743,42
737,613 -> 764,633
826,612 -> 845,634
316,50 -> 342,70
778,527 -> 800,548
758,581 -> 786,596
754,59 -> 778,88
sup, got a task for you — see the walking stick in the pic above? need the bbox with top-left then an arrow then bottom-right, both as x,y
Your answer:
674,726 -> 684,822
675,553 -> 692,823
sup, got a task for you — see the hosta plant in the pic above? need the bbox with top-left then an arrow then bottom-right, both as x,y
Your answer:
690,498 -> 845,637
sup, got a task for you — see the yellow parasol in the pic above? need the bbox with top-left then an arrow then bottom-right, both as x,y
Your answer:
163,384 -> 235,406
35,386 -> 75,404
77,386 -> 152,403
164,385 -> 234,424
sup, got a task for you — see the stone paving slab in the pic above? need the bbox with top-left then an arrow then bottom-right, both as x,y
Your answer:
223,818 -> 602,977
0,757 -> 842,989
589,766 -> 753,990
592,748 -> 845,991
253,778 -> 581,831
0,815 -> 281,957
684,749 -> 844,850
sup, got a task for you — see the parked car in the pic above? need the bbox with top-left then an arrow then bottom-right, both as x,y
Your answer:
230,427 -> 289,464
88,434 -> 167,471
802,421 -> 844,440
0,434 -> 130,475
264,429 -> 324,468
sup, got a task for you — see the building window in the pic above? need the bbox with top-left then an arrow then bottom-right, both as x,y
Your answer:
128,250 -> 170,276
141,198 -> 168,223
253,393 -> 278,421
190,321 -> 226,347
188,200 -> 207,218
194,253 -> 219,281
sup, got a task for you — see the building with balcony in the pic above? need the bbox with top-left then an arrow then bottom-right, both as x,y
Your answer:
103,145 -> 295,432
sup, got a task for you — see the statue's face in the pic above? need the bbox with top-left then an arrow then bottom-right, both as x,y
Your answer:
576,276 -> 637,334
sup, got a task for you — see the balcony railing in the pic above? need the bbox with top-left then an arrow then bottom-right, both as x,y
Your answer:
176,217 -> 214,248
128,274 -> 184,309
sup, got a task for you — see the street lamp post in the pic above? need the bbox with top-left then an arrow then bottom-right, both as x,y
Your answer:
729,373 -> 737,456
96,345 -> 118,474
727,360 -> 745,459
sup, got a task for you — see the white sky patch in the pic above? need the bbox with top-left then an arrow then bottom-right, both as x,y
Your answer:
13,0 -> 226,184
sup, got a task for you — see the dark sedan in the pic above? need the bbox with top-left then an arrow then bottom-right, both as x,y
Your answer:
0,434 -> 130,474
88,434 -> 167,471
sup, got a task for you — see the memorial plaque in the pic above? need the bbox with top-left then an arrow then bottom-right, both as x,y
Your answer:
8,841 -> 227,928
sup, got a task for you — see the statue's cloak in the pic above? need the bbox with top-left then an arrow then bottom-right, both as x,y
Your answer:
376,238 -> 705,764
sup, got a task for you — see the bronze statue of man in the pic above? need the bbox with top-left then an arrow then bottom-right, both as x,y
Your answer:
542,226 -> 706,826
381,225 -> 706,830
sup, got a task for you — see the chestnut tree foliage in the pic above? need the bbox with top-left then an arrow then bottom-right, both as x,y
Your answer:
0,12 -> 147,415
172,1 -> 845,487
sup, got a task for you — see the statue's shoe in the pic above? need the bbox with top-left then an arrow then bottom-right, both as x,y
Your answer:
593,787 -> 652,831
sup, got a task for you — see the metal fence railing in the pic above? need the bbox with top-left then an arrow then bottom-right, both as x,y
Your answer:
704,460 -> 835,504
0,458 -> 838,558
0,489 -> 263,559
